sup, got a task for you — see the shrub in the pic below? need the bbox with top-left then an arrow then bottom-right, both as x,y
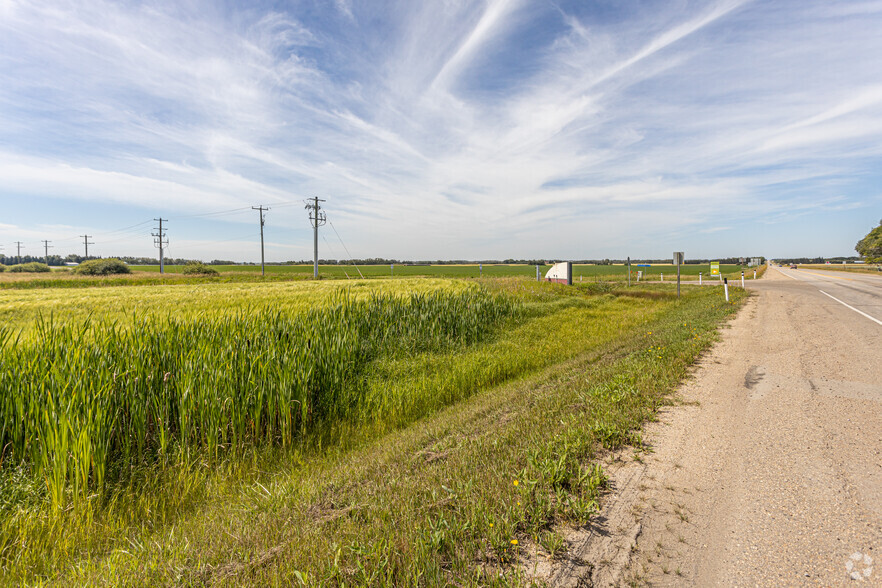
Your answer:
8,262 -> 51,273
73,258 -> 132,276
0,263 -> 6,273
182,261 -> 219,276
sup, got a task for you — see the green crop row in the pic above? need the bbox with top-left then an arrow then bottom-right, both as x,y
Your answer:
0,288 -> 518,509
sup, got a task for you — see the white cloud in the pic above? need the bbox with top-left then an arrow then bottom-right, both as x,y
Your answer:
1,0 -> 881,260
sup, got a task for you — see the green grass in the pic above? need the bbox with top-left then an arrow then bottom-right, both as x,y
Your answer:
0,278 -> 471,333
0,277 -> 747,585
130,262 -> 750,280
796,264 -> 881,275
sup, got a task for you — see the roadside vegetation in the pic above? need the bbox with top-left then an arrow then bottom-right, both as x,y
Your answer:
794,264 -> 881,275
855,218 -> 882,264
0,277 -> 746,585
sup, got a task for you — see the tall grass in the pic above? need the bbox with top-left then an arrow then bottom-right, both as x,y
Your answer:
0,288 -> 517,509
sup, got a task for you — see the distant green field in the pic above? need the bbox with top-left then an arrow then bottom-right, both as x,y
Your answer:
130,263 -> 750,280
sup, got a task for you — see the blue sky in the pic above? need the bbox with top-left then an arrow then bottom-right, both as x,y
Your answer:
1,0 -> 880,262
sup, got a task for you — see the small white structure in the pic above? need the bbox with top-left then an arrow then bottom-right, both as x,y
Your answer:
545,261 -> 572,285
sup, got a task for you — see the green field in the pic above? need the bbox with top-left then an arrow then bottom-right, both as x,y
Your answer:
0,276 -> 747,585
130,262 -> 752,280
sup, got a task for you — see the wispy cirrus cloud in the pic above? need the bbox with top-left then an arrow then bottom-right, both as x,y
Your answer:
0,0 -> 880,261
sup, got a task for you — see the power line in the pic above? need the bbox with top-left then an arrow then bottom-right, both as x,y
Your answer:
152,219 -> 168,274
305,197 -> 326,279
14,241 -> 23,263
329,220 -> 364,278
80,234 -> 95,258
252,205 -> 269,276
41,240 -> 53,265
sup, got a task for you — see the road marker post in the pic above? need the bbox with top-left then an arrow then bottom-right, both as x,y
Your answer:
699,272 -> 702,285
661,273 -> 663,282
673,251 -> 684,299
536,265 -> 540,281
723,278 -> 729,302
741,271 -> 745,288
754,270 -> 757,280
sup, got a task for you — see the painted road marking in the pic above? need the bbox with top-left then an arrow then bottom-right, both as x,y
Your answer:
775,267 -> 800,281
818,290 -> 882,327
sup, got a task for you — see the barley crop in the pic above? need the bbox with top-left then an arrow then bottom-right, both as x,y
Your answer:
0,287 -> 517,508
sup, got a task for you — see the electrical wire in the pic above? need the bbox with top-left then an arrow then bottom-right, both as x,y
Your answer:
329,220 -> 364,278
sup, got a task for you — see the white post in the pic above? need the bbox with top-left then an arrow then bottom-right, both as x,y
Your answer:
661,273 -> 664,282
699,272 -> 702,285
536,265 -> 540,281
754,270 -> 756,280
724,278 -> 729,302
741,271 -> 745,288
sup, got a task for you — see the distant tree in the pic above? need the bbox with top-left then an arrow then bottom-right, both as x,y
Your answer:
856,219 -> 882,264
182,261 -> 219,276
74,258 -> 132,276
8,262 -> 51,273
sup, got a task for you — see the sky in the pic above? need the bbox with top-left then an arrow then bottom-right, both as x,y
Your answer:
1,0 -> 881,263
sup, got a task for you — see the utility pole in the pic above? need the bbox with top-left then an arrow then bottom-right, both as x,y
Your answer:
252,205 -> 269,276
80,234 -> 94,259
152,218 -> 168,274
15,241 -> 23,264
304,197 -> 326,279
41,240 -> 53,265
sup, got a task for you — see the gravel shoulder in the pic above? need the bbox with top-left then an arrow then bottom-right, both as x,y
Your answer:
548,268 -> 882,586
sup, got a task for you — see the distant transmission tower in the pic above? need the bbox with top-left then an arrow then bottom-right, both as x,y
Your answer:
80,234 -> 94,259
253,205 -> 269,276
152,218 -> 168,274
14,241 -> 23,263
42,240 -> 53,265
305,197 -> 326,279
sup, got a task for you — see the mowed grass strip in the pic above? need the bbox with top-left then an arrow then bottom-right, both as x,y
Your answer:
30,284 -> 747,587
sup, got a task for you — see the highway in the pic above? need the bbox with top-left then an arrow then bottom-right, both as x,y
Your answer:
575,264 -> 882,586
774,265 -> 882,326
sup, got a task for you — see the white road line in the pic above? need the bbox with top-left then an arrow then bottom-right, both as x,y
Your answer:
818,290 -> 882,326
774,267 -> 800,281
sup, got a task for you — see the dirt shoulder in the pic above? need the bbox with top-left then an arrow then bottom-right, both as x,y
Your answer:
543,269 -> 882,586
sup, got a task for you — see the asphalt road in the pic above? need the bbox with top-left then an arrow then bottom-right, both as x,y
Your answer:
776,266 -> 882,327
554,265 -> 882,587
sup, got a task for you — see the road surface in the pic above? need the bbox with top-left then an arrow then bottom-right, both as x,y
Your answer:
544,265 -> 882,586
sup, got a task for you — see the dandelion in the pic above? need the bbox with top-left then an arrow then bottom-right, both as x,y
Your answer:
513,479 -> 519,486
511,539 -> 518,546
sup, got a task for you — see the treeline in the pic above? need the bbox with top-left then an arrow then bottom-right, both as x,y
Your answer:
773,256 -> 862,264
0,254 -> 773,268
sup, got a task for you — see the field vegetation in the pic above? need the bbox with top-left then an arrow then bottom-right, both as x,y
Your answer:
130,262 -> 752,281
7,262 -> 51,273
72,258 -> 131,276
0,276 -> 747,585
796,263 -> 881,274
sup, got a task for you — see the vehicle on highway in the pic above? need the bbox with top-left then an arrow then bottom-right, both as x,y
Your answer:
790,264 -> 798,269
